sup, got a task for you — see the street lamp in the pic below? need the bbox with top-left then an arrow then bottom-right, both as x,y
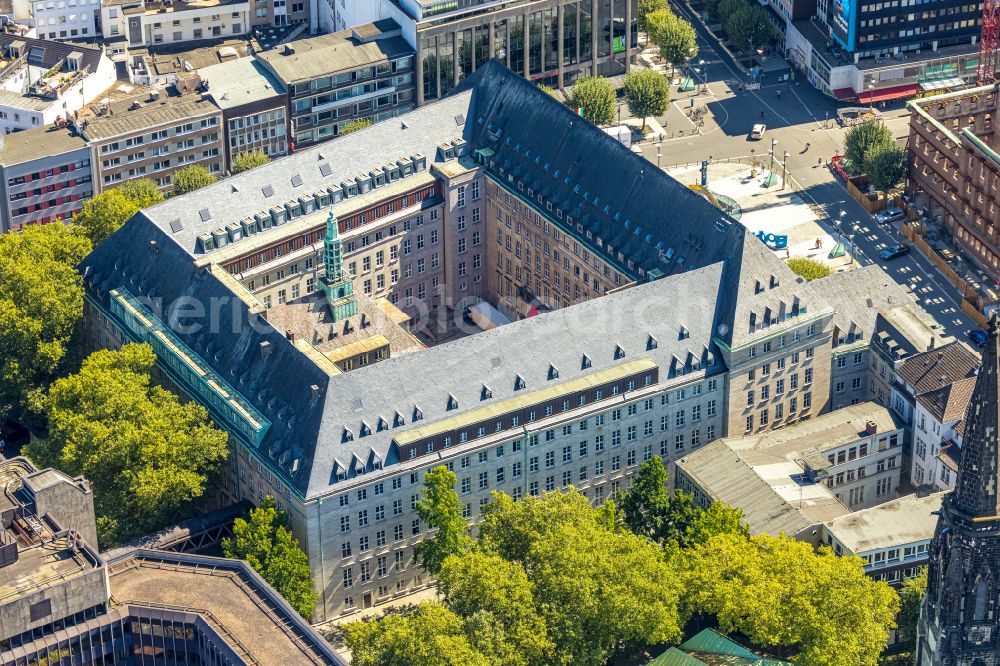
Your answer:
838,210 -> 847,245
617,101 -> 622,126
781,151 -> 789,190
769,138 -> 777,174
656,148 -> 662,168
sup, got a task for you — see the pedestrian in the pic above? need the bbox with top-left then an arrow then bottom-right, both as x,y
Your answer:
777,90 -> 781,100
818,157 -> 822,166
785,248 -> 791,259
804,142 -> 810,151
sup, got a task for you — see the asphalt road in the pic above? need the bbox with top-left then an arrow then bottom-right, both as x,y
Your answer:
627,9 -> 977,342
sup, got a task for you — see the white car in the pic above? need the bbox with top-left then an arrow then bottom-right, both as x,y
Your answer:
750,123 -> 766,140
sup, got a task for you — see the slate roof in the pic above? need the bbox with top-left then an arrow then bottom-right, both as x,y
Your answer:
80,61 -> 830,500
0,33 -> 104,73
809,265 -> 918,344
896,341 -> 980,396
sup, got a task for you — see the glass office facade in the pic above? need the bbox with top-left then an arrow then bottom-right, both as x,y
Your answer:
418,0 -> 636,103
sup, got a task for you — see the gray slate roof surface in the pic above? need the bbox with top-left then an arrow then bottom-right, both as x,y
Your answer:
81,61 -> 820,499
808,265 -> 916,337
0,33 -> 104,73
139,91 -> 473,255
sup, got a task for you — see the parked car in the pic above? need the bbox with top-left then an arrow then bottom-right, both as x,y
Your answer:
875,207 -> 906,225
939,247 -> 957,263
879,244 -> 911,261
969,328 -> 988,348
749,123 -> 766,140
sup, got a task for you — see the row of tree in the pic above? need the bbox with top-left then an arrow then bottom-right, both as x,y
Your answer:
345,459 -> 902,665
569,70 -> 670,131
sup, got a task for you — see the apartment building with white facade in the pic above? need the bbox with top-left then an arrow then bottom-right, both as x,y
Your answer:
101,0 -> 249,47
32,0 -> 100,40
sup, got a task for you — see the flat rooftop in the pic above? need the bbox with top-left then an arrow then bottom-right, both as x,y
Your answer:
793,17 -> 979,74
257,20 -> 412,83
77,93 -> 218,140
722,401 -> 903,464
138,38 -> 249,76
825,492 -> 945,553
678,440 -> 849,538
0,90 -> 52,112
108,551 -> 340,665
0,525 -> 100,606
199,57 -> 286,110
0,125 -> 87,166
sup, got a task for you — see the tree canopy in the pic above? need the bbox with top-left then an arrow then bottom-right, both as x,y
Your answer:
0,223 -> 91,420
415,466 -> 472,574
865,143 -> 907,194
349,488 -> 684,666
720,0 -> 773,52
786,257 -> 832,281
896,567 -> 927,654
677,532 -> 900,665
231,150 -> 272,174
569,76 -> 618,126
844,120 -> 894,172
73,178 -> 164,244
637,0 -> 668,34
624,68 -> 670,130
172,165 -> 217,195
222,496 -> 319,619
647,10 -> 699,70
117,177 -> 166,209
26,343 -> 229,546
346,603 -> 492,666
620,458 -> 748,549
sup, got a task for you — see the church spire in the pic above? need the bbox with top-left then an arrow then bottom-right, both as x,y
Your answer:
952,313 -> 1000,519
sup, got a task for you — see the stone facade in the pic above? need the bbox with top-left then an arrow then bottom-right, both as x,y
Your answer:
918,320 -> 1000,665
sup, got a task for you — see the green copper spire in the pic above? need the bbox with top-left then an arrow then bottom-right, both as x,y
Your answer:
320,209 -> 357,322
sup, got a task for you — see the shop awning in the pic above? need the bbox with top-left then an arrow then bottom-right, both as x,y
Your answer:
833,87 -> 856,100
857,83 -> 919,104
920,76 -> 966,92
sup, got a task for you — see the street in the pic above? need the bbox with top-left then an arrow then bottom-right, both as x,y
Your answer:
626,4 -> 975,342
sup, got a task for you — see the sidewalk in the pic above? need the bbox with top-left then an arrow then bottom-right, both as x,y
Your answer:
667,161 -> 855,272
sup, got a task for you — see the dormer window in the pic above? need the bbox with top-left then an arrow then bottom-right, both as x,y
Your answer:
581,354 -> 592,369
413,406 -> 423,421
548,365 -> 559,380
647,335 -> 658,350
481,385 -> 492,400
342,428 -> 354,442
514,375 -> 526,391
447,394 -> 459,411
393,411 -> 405,427
614,345 -> 625,360
359,422 -> 371,437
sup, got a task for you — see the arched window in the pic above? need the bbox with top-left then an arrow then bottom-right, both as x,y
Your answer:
973,578 -> 989,622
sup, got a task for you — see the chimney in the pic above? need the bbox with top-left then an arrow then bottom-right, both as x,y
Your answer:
865,420 -> 878,435
259,340 -> 271,359
285,329 -> 294,341
929,336 -> 936,351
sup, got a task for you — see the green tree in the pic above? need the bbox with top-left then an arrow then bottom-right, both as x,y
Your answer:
438,551 -> 553,666
647,10 -> 699,72
117,177 -> 165,209
679,532 -> 900,665
26,343 -> 229,546
865,143 -> 907,194
345,603 -> 492,666
231,150 -> 271,174
786,256 -> 832,281
624,68 -> 670,130
569,76 -> 617,126
222,496 -> 319,619
478,490 -> 684,665
683,501 -> 748,548
723,3 -> 774,53
897,568 -> 927,653
172,164 -> 217,196
638,0 -> 668,35
341,118 -> 373,136
537,83 -> 561,100
73,190 -> 140,245
0,223 -> 91,419
844,119 -> 894,172
415,466 -> 471,574
620,456 -> 671,540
